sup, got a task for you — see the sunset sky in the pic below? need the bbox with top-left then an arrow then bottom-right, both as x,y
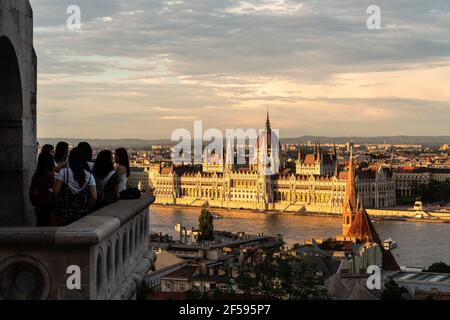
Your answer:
31,0 -> 450,139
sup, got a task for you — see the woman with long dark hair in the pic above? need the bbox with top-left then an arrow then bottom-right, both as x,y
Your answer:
78,141 -> 94,172
54,141 -> 69,172
53,147 -> 97,225
40,144 -> 55,157
115,148 -> 130,193
93,150 -> 120,209
29,152 -> 56,226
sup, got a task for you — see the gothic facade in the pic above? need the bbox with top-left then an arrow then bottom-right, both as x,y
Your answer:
153,114 -> 396,212
296,145 -> 338,176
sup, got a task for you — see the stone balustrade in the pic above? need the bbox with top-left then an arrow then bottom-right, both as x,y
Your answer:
0,195 -> 156,300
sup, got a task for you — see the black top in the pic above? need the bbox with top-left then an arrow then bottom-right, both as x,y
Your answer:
94,171 -> 119,210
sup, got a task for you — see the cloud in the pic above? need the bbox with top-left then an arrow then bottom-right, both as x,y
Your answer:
160,116 -> 196,120
225,0 -> 303,16
30,0 -> 450,139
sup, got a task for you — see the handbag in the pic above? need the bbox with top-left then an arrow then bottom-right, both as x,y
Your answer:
49,170 -> 71,227
51,170 -> 90,226
120,188 -> 142,200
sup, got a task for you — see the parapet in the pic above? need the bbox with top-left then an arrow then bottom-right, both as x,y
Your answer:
0,196 -> 156,300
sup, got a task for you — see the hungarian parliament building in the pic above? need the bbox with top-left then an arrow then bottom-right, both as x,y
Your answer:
152,114 -> 396,213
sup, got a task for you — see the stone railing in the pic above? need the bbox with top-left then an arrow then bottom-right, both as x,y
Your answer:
0,195 -> 156,300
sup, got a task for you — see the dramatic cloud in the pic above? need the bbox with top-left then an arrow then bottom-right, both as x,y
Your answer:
30,0 -> 450,139
225,0 -> 304,15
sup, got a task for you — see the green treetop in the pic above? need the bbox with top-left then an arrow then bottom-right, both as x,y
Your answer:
198,209 -> 214,241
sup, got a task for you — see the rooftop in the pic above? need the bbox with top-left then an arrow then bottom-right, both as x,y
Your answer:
154,251 -> 186,272
163,265 -> 199,280
395,166 -> 450,174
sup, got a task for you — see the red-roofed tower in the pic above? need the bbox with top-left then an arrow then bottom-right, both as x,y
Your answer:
343,149 -> 358,236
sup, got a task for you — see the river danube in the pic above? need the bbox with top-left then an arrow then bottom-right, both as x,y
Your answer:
150,206 -> 450,268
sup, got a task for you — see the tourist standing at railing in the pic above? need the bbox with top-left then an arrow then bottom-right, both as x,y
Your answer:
115,148 -> 131,193
93,150 -> 120,210
78,141 -> 95,172
54,141 -> 69,173
53,147 -> 97,225
29,152 -> 55,226
40,144 -> 54,157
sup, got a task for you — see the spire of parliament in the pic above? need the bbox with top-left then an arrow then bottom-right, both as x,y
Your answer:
266,107 -> 271,130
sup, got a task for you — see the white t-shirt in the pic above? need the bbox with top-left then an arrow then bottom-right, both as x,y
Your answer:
56,167 -> 96,194
117,173 -> 128,193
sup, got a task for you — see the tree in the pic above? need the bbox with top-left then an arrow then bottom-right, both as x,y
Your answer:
236,246 -> 329,300
412,180 -> 450,204
381,278 -> 408,300
426,262 -> 450,274
198,209 -> 214,241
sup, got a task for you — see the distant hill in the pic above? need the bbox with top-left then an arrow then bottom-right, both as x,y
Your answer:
282,136 -> 450,147
37,138 -> 168,148
38,136 -> 450,148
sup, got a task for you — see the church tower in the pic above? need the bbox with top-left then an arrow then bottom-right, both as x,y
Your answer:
342,148 -> 358,237
347,196 -> 381,243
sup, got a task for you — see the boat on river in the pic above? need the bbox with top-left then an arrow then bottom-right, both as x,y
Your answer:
383,237 -> 398,250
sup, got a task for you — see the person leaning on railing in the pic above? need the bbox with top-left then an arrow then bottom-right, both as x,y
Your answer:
92,150 -> 120,211
54,141 -> 69,173
115,148 -> 130,193
52,147 -> 97,226
29,152 -> 56,226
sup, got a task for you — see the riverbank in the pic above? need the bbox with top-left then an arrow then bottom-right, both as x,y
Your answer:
152,204 -> 450,224
150,205 -> 450,267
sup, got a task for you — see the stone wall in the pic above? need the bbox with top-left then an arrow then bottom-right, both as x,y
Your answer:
0,196 -> 156,300
0,0 -> 37,226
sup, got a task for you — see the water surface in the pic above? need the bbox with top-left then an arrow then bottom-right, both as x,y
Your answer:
150,206 -> 450,268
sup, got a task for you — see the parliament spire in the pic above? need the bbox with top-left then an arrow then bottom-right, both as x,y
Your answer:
266,106 -> 271,130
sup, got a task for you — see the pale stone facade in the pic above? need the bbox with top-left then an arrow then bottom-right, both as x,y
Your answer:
357,165 -> 396,208
128,167 -> 151,191
154,165 -> 395,213
394,167 -> 450,198
202,153 -> 224,174
153,116 -> 396,212
296,145 -> 338,176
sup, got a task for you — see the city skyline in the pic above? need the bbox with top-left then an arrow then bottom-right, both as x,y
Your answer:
32,0 -> 450,139
3,0 -> 450,303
